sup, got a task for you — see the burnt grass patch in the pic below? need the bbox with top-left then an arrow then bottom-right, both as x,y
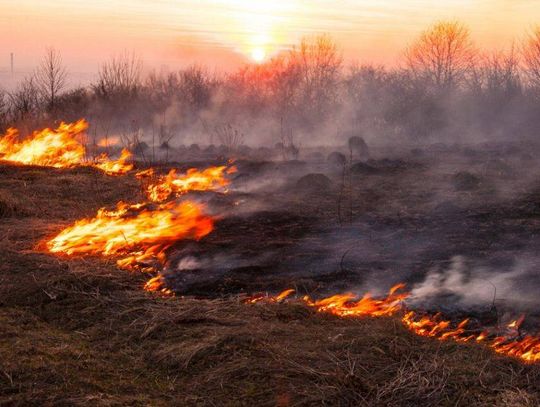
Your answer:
2,150 -> 540,405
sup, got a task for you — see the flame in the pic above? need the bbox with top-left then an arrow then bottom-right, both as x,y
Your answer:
245,288 -> 296,304
402,312 -> 476,343
304,283 -> 408,317
47,200 -> 214,271
0,120 -> 133,176
94,148 -> 134,176
0,120 -> 87,168
507,315 -> 525,330
97,136 -> 121,148
144,275 -> 173,296
247,285 -> 407,316
249,285 -> 540,364
402,311 -> 540,363
491,335 -> 540,363
136,166 -> 237,202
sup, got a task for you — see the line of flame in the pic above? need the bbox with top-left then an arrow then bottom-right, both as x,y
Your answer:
247,287 -> 540,364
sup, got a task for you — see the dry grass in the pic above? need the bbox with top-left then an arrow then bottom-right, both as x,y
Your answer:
1,162 -> 540,406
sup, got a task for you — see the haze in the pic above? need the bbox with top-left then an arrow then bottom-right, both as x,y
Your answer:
1,0 -> 540,80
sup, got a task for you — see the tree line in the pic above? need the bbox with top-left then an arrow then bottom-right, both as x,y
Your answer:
2,21 -> 540,146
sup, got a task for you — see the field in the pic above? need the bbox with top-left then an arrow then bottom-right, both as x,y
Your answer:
2,143 -> 540,406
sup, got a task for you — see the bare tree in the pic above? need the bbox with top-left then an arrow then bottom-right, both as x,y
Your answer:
8,77 -> 40,124
522,26 -> 540,88
0,89 -> 7,130
34,47 -> 68,111
94,52 -> 142,99
469,46 -> 521,95
213,123 -> 245,151
405,21 -> 477,89
179,65 -> 215,110
278,117 -> 299,160
288,34 -> 343,117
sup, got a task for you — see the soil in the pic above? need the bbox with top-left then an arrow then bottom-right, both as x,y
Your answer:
1,143 -> 540,405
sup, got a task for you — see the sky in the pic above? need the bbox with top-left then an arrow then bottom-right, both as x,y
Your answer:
1,0 -> 540,84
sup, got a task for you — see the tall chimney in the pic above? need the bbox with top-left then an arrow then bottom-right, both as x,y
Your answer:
10,53 -> 14,76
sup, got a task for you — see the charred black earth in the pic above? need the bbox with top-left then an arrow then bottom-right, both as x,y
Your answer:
161,143 -> 540,320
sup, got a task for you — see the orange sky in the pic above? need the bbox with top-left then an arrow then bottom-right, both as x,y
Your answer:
1,0 -> 540,82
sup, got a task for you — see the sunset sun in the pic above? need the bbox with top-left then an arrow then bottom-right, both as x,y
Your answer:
251,47 -> 267,63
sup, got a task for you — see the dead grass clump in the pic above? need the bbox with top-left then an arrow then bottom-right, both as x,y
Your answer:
0,189 -> 29,218
0,164 -> 140,219
495,388 -> 539,406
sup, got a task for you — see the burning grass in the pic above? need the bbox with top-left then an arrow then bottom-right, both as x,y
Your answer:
136,165 -> 236,202
47,200 -> 214,272
0,120 -> 133,175
2,155 -> 540,404
250,288 -> 540,365
0,120 -> 87,168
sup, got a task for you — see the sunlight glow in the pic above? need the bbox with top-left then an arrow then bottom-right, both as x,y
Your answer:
2,0 -> 540,71
251,47 -> 266,63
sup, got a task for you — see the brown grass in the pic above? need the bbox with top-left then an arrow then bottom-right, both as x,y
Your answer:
1,162 -> 539,406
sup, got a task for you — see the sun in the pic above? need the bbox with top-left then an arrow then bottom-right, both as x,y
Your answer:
251,47 -> 267,63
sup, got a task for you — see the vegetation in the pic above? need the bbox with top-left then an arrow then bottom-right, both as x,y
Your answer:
3,21 -> 540,147
1,163 -> 540,405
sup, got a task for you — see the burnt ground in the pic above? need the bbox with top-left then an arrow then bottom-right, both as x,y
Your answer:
165,147 -> 540,314
1,144 -> 540,406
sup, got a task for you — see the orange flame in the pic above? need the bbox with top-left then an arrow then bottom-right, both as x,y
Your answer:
0,120 -> 87,168
47,201 -> 214,271
144,275 -> 174,296
245,288 -> 296,304
249,285 -> 540,364
0,120 -> 133,176
247,285 -> 407,317
97,136 -> 121,148
94,148 -> 134,176
304,284 -> 408,317
136,166 -> 237,202
402,311 -> 540,363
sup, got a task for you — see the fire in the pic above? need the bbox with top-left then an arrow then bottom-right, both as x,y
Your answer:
0,120 -> 134,176
245,288 -> 295,304
248,285 -> 540,364
402,312 -> 476,343
136,166 -> 237,202
304,283 -> 408,317
247,285 -> 407,317
0,120 -> 87,168
97,136 -> 121,148
47,200 -> 214,271
402,311 -> 540,363
94,148 -> 134,176
144,275 -> 173,296
491,335 -> 540,363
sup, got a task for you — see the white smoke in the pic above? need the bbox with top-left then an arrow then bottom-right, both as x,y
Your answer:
409,255 -> 540,309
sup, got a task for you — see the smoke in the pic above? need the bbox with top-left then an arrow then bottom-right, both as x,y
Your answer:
409,255 -> 540,310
